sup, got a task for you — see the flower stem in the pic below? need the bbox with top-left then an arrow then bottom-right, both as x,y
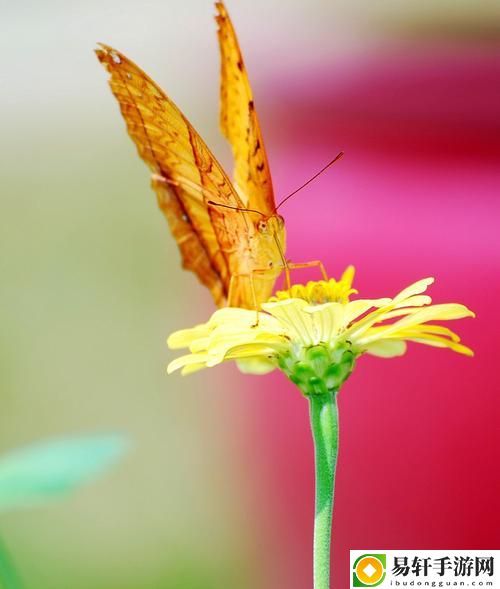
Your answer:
309,391 -> 339,589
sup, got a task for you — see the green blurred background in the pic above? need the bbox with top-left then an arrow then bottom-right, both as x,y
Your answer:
2,0 -> 499,587
2,1 -> 262,586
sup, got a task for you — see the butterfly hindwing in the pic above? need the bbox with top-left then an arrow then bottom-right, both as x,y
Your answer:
152,176 -> 226,306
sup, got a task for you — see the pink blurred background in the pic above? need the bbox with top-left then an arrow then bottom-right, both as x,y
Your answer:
234,43 -> 500,588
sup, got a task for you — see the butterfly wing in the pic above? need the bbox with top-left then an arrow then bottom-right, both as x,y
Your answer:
152,176 -> 225,306
215,2 -> 276,216
96,44 -> 250,307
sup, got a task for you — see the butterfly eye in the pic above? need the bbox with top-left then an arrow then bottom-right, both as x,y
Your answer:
257,220 -> 268,233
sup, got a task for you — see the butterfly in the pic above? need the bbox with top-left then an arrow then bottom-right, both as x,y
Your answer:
95,2 -> 292,310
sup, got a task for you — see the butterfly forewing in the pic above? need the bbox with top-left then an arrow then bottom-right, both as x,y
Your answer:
96,43 -> 252,306
215,2 -> 276,216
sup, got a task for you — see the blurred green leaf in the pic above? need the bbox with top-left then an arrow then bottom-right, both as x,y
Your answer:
0,536 -> 25,589
0,435 -> 129,512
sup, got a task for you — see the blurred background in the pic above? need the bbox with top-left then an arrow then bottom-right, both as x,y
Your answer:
1,0 -> 499,587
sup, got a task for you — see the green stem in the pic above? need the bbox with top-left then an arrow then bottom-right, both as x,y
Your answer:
309,391 -> 339,589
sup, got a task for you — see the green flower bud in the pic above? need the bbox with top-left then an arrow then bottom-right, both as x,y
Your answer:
279,342 -> 357,396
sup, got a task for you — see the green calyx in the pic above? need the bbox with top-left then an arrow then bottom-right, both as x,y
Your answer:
277,342 -> 357,396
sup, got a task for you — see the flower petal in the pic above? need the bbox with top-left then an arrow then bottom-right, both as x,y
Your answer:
341,265 -> 356,287
167,353 -> 210,374
396,324 -> 462,342
263,299 -> 316,345
393,277 -> 434,302
236,357 -> 276,374
181,363 -> 209,375
342,298 -> 391,326
384,303 -> 474,333
364,339 -> 407,357
393,295 -> 432,308
303,302 -> 345,342
167,324 -> 211,349
343,305 -> 394,340
405,335 -> 474,356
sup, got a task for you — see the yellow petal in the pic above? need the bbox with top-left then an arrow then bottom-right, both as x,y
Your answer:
387,303 -> 474,331
393,295 -> 432,308
181,363 -> 208,375
167,324 -> 211,349
372,308 -> 425,323
303,302 -> 344,342
263,299 -> 316,345
236,357 -> 276,374
396,324 -> 462,342
341,265 -> 356,287
167,353 -> 209,374
393,277 -> 434,302
343,305 -> 394,340
225,342 -> 277,356
405,335 -> 474,356
364,339 -> 407,358
342,299 -> 391,326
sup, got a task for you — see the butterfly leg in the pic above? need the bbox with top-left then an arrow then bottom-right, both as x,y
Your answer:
228,261 -> 328,310
284,264 -> 292,290
249,272 -> 260,327
227,268 -> 279,326
227,271 -> 259,306
226,273 -> 238,307
284,260 -> 329,281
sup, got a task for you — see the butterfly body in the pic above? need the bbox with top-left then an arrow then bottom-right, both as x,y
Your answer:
226,212 -> 286,308
96,3 -> 285,309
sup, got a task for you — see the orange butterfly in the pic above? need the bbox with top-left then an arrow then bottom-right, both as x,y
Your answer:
96,3 -> 331,309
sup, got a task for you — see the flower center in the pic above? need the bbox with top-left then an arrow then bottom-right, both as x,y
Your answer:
270,278 -> 357,305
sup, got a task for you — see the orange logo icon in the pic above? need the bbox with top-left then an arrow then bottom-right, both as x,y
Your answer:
353,554 -> 386,586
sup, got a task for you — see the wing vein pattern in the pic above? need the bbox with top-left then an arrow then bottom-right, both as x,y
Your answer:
96,43 -> 250,306
215,2 -> 275,215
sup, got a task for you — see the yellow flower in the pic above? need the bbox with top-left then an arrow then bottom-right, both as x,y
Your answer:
167,267 -> 474,395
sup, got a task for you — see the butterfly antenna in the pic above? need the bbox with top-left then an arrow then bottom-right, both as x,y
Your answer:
207,201 -> 265,217
275,151 -> 344,212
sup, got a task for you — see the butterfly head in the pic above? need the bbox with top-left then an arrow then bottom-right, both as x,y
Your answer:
256,214 -> 284,236
254,214 -> 286,270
